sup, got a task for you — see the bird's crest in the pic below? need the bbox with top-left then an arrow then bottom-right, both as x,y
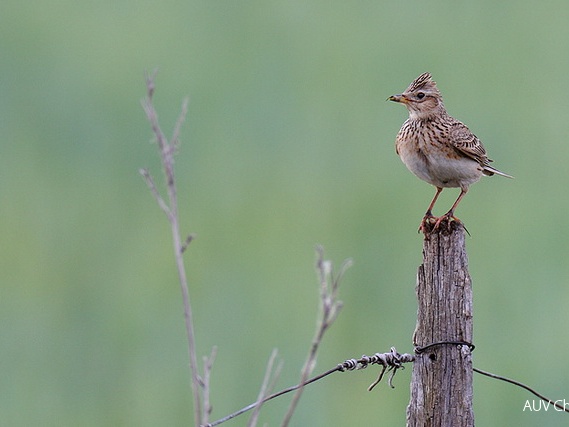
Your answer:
407,72 -> 440,95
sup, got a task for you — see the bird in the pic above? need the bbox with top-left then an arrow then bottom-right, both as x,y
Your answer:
388,72 -> 512,234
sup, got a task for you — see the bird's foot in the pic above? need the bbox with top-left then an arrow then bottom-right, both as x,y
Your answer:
418,213 -> 437,235
433,213 -> 460,231
419,212 -> 468,237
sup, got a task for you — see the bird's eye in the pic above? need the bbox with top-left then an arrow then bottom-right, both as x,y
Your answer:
416,92 -> 425,99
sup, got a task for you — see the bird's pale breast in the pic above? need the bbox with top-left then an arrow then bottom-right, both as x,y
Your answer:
396,118 -> 483,189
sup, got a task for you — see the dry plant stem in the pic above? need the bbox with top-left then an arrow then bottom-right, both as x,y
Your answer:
281,246 -> 350,427
248,349 -> 282,427
141,72 -> 202,426
202,347 -> 218,425
205,248 -> 350,427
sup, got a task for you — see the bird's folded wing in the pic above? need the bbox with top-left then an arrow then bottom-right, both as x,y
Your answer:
449,121 -> 491,166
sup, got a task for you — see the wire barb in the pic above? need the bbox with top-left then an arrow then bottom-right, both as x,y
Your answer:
338,347 -> 415,391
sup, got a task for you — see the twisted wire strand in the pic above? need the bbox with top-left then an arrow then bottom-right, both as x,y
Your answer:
204,343 -> 568,426
338,347 -> 415,391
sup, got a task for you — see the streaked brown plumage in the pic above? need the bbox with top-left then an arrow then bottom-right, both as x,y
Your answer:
388,72 -> 512,233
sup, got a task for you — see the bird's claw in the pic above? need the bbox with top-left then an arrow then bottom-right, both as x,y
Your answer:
433,213 -> 460,231
418,213 -> 436,235
419,213 -> 468,237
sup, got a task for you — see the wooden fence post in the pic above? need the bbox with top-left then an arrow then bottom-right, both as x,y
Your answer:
406,224 -> 474,427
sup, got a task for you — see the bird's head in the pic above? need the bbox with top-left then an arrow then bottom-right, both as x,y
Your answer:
388,72 -> 445,120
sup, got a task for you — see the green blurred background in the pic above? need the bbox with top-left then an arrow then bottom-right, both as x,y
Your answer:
2,0 -> 568,425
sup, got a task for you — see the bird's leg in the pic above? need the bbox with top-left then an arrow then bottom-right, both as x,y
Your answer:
433,187 -> 468,230
419,187 -> 443,234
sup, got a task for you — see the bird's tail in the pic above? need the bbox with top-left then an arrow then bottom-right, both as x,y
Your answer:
483,165 -> 514,179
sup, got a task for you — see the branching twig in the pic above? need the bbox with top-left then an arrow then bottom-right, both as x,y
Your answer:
203,248 -> 353,427
141,71 -> 204,426
280,246 -> 351,427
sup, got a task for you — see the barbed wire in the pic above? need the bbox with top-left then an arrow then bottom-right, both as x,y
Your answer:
339,347 -> 415,391
203,343 -> 568,426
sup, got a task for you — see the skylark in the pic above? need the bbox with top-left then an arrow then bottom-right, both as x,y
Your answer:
388,72 -> 512,233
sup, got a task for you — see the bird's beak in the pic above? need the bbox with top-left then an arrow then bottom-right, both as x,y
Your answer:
387,94 -> 407,103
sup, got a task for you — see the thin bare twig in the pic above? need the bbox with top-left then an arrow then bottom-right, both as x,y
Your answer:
281,247 -> 351,427
142,71 -> 169,156
171,98 -> 189,152
248,349 -> 282,427
139,168 -> 170,217
203,248 -> 352,427
141,72 -> 202,426
202,346 -> 218,426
